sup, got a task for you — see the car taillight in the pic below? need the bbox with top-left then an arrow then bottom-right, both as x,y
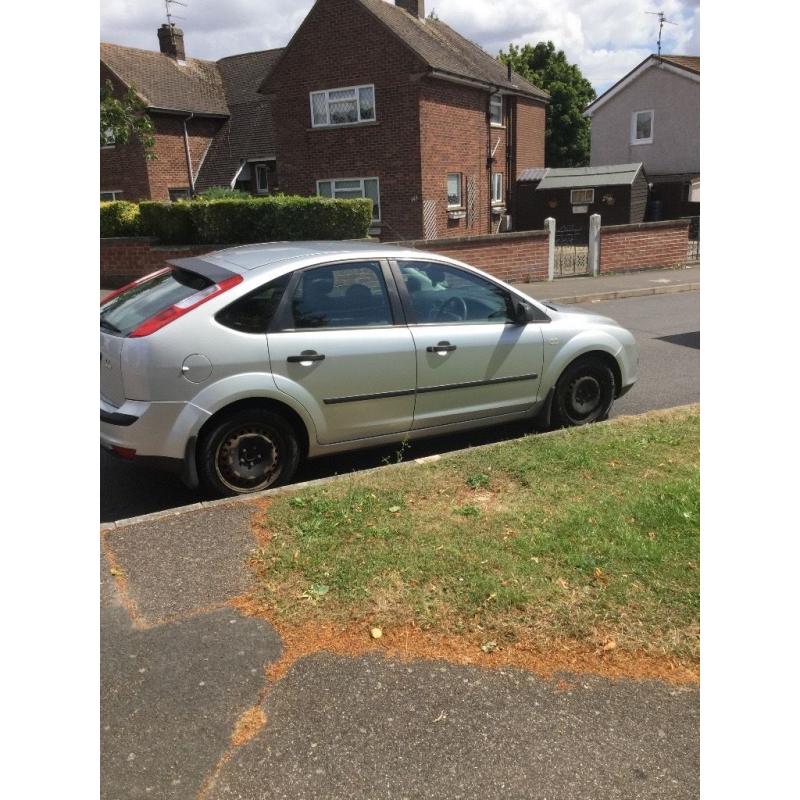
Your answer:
100,268 -> 171,306
128,274 -> 243,338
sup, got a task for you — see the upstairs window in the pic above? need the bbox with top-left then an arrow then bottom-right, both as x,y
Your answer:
310,85 -> 376,127
489,93 -> 503,125
631,109 -> 654,144
317,177 -> 381,221
491,173 -> 504,205
447,173 -> 462,208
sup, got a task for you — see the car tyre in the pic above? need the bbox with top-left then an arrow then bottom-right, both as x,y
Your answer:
198,408 -> 300,497
552,356 -> 616,428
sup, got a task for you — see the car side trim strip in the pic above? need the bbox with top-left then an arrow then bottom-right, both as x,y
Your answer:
323,373 -> 538,405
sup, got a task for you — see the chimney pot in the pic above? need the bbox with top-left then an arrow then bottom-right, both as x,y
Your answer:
158,23 -> 186,61
395,1 -> 425,19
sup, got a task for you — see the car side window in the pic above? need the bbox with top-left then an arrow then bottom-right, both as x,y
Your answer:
215,273 -> 291,334
288,261 -> 393,330
398,260 -> 515,324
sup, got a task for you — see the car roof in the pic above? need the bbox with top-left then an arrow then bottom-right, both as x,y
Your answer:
169,240 -> 427,275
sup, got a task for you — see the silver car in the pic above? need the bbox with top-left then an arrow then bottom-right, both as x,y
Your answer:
101,242 -> 638,496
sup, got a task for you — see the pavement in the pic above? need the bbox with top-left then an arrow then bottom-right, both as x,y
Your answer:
101,427 -> 700,800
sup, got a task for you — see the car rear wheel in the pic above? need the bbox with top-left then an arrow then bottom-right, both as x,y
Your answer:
552,356 -> 616,428
198,408 -> 300,497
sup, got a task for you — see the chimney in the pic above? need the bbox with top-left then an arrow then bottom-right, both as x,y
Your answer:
396,1 -> 425,19
158,23 -> 186,61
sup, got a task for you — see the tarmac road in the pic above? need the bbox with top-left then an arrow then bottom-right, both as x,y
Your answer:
101,290 -> 699,522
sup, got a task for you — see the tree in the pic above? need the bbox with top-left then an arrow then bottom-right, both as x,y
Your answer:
100,79 -> 155,157
499,42 -> 596,167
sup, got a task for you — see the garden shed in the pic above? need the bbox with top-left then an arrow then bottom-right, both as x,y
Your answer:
515,163 -> 648,234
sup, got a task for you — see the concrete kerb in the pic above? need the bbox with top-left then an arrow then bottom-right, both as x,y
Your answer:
103,405 -> 699,531
544,282 -> 699,306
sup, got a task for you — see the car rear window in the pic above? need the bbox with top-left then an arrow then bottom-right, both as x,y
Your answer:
215,273 -> 291,334
100,268 -> 213,337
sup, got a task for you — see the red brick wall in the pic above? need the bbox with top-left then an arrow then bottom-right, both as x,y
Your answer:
100,64 -> 151,201
262,0 -> 426,241
398,230 -> 550,283
101,229 -> 550,287
514,98 -> 546,175
599,220 -> 689,273
419,80 -> 498,239
145,113 -> 223,201
100,238 -> 216,287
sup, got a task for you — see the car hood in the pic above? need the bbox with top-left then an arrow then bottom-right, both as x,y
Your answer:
542,301 -> 619,327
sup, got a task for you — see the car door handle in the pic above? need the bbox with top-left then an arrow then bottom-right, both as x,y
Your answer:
426,342 -> 457,354
287,351 -> 325,364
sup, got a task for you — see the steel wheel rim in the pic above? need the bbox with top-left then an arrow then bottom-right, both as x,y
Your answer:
569,375 -> 602,419
215,425 -> 281,493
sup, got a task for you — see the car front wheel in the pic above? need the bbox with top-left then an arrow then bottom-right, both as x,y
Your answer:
198,408 -> 300,497
552,356 -> 616,428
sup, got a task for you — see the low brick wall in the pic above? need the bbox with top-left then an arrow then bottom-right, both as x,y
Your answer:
401,229 -> 550,283
101,229 -> 551,287
599,219 -> 689,274
101,238 -> 225,287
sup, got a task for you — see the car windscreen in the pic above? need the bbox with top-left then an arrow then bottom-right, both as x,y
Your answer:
100,268 -> 214,337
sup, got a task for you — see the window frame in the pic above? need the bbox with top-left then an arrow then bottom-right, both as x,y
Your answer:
309,84 -> 376,128
491,172 -> 504,205
447,173 -> 463,209
630,109 -> 654,145
316,177 -> 381,221
489,93 -> 504,126
101,127 -> 116,148
270,258 -> 403,333
100,190 -> 123,201
168,188 -> 191,202
570,188 -> 595,205
255,163 -> 269,194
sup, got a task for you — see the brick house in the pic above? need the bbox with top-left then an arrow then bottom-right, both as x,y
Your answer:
101,0 -> 549,240
100,26 -> 282,201
259,0 -> 548,240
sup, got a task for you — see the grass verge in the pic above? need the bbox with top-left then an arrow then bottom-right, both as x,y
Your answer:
249,406 -> 699,675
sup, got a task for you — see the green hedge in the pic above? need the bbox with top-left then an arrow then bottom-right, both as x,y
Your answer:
135,196 -> 373,245
100,201 -> 141,237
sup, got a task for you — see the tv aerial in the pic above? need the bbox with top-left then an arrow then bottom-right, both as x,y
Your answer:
647,10 -> 678,58
164,0 -> 187,25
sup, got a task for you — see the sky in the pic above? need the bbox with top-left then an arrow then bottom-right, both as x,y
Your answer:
100,0 -> 700,93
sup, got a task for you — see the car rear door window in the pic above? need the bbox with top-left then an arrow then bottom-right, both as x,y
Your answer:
285,261 -> 393,329
216,273 -> 291,334
397,261 -> 514,324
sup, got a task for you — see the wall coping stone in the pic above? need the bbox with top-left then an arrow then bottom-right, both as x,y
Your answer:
396,229 -> 549,249
601,219 -> 690,234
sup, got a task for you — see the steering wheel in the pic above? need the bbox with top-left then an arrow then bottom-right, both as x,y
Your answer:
436,295 -> 468,321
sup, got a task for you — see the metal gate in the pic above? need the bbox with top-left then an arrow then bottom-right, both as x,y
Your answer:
686,216 -> 700,264
554,225 -> 590,277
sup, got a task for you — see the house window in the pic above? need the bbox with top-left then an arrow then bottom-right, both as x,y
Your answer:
447,173 -> 462,208
101,127 -> 116,148
570,188 -> 595,205
491,173 -> 504,205
489,93 -> 503,126
100,190 -> 123,201
631,109 -> 654,144
317,177 -> 381,221
168,188 -> 191,202
255,164 -> 269,194
310,85 -> 376,127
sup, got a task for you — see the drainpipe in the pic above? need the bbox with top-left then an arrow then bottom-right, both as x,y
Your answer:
182,112 -> 195,195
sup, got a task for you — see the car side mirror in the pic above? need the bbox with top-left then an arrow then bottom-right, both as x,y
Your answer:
513,301 -> 536,325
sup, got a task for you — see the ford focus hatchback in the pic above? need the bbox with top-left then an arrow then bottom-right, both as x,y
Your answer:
101,242 -> 638,496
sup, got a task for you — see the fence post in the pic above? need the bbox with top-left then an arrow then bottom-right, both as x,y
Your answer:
588,214 -> 601,277
545,217 -> 556,281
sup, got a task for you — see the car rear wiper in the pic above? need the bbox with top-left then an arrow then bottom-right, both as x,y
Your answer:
100,318 -> 121,333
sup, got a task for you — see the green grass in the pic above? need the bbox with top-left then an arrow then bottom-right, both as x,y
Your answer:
254,407 -> 700,661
